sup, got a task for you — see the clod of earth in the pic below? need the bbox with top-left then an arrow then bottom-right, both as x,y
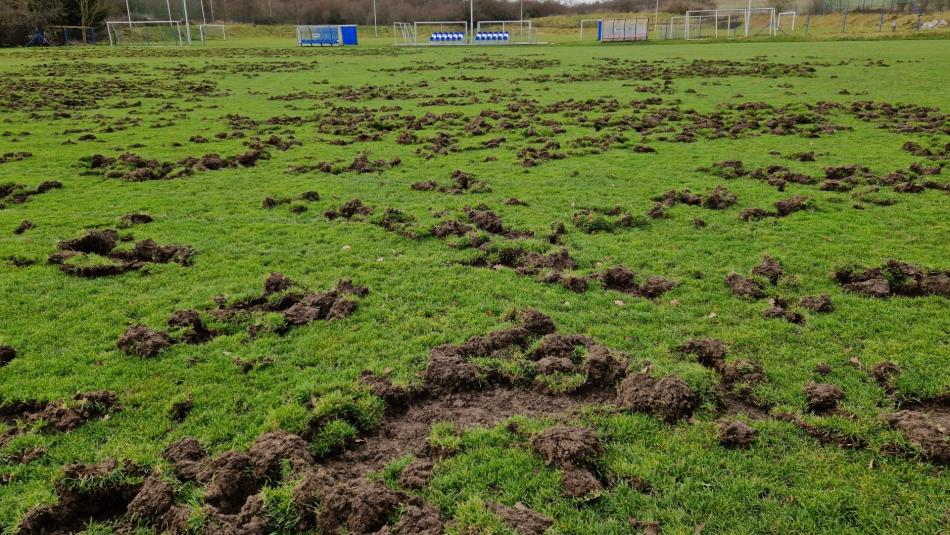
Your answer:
617,373 -> 698,422
13,220 -> 33,235
834,260 -> 950,298
799,294 -> 834,312
600,266 -> 676,299
725,273 -> 765,299
762,297 -> 806,324
870,361 -> 900,391
751,255 -> 783,284
487,502 -> 554,535
531,426 -> 601,467
804,382 -> 844,414
0,345 -> 16,366
117,325 -> 172,358
717,420 -> 758,448
0,391 -> 119,443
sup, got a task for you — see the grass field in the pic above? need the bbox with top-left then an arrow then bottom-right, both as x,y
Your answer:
0,35 -> 948,534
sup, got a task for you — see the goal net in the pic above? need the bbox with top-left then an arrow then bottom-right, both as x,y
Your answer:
393,22 -> 416,46
658,16 -> 687,40
684,8 -> 776,40
107,21 -> 183,46
199,23 -> 227,44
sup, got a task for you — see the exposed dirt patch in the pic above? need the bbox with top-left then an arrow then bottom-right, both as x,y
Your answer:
397,458 -> 434,490
13,220 -> 34,235
762,297 -> 806,324
50,228 -> 194,278
16,459 -> 144,535
208,274 -> 368,337
531,425 -> 604,498
0,180 -> 61,209
376,496 -> 444,535
774,412 -> 868,449
487,501 -> 553,535
834,260 -> 950,298
885,404 -> 949,465
1,391 -> 120,445
0,345 -> 16,366
118,212 -> 153,227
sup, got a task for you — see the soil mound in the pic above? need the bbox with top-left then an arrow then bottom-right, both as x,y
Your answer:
163,437 -> 206,481
0,345 -> 15,366
804,382 -> 844,414
487,502 -> 553,535
17,459 -> 143,535
725,273 -> 765,299
317,478 -> 401,534
751,255 -> 783,284
617,373 -> 698,422
717,420 -> 757,448
834,260 -> 950,298
799,294 -> 834,312
531,426 -> 601,467
117,325 -> 172,358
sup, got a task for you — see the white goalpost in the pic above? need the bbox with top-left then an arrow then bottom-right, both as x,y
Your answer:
777,11 -> 797,32
107,20 -> 183,46
579,18 -> 602,42
684,8 -> 775,40
393,22 -> 416,46
198,23 -> 226,44
658,16 -> 687,40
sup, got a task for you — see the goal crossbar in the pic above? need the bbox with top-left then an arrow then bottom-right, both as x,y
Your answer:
684,8 -> 775,40
198,23 -> 227,44
579,18 -> 602,42
107,20 -> 183,47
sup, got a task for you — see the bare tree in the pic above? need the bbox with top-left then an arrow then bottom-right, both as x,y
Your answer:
77,0 -> 105,41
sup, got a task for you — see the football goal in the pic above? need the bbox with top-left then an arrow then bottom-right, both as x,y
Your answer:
107,21 -> 183,47
657,16 -> 687,39
684,8 -> 776,40
199,23 -> 227,44
777,11 -> 798,32
579,19 -> 602,42
393,22 -> 416,46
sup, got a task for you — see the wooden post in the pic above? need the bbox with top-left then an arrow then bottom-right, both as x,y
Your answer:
805,14 -> 811,34
841,11 -> 847,33
879,9 -> 884,31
